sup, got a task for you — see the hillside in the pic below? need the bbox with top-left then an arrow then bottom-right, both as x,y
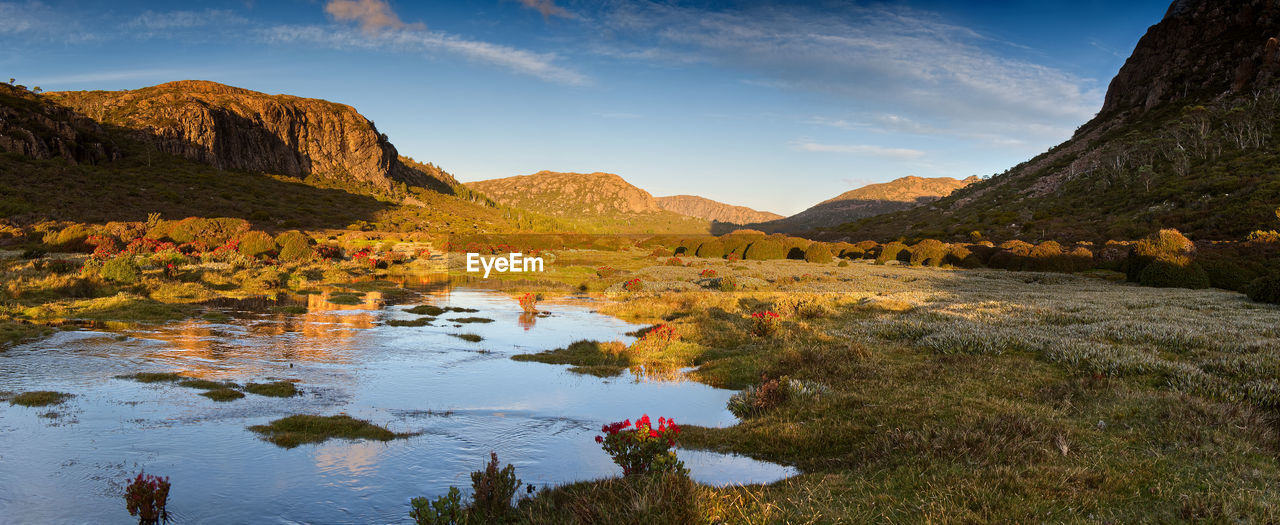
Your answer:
654,195 -> 782,225
0,81 -> 556,233
465,171 -> 710,233
839,0 -> 1280,242
746,175 -> 978,233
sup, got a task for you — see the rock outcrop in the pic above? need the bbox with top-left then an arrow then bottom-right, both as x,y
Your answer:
45,80 -> 455,193
0,83 -> 119,164
1101,0 -> 1280,115
654,195 -> 783,225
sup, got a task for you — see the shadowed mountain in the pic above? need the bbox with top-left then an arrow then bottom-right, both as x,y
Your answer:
465,171 -> 711,233
739,175 -> 978,234
839,0 -> 1280,242
655,195 -> 783,225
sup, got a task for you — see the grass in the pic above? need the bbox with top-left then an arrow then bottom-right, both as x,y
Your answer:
513,340 -> 633,377
450,316 -> 494,323
243,381 -> 299,398
178,379 -> 238,390
405,304 -> 445,316
248,414 -> 412,448
451,333 -> 483,342
9,390 -> 72,407
386,317 -> 433,327
200,388 -> 245,402
117,372 -> 184,383
0,320 -> 54,350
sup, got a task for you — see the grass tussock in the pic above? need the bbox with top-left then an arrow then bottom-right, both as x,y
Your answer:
450,316 -> 494,324
248,414 -> 412,448
117,372 -> 184,383
451,333 -> 483,343
200,387 -> 245,402
386,317 -> 433,327
243,381 -> 299,398
9,390 -> 72,407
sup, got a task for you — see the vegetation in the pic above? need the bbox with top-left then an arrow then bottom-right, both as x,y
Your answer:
243,381 -> 299,398
10,390 -> 72,407
248,414 -> 412,448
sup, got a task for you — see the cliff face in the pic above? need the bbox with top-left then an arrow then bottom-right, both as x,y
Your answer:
0,84 -> 119,165
1101,0 -> 1280,115
749,175 -> 978,233
45,80 -> 454,193
654,195 -> 783,225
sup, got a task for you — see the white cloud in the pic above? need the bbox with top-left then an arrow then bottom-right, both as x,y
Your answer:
128,9 -> 248,30
793,142 -> 926,159
0,1 -> 95,41
264,25 -> 589,86
324,0 -> 423,34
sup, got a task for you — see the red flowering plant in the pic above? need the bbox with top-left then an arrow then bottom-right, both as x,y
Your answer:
595,415 -> 686,477
726,254 -> 741,262
596,266 -> 619,278
665,257 -> 683,266
86,235 -> 121,259
124,472 -> 171,525
315,244 -> 344,260
750,310 -> 782,337
699,269 -> 717,278
622,278 -> 643,292
518,292 -> 539,313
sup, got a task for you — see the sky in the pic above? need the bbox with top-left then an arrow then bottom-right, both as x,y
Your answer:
0,0 -> 1172,215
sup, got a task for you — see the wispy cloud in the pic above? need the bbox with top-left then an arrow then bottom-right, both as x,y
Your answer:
517,0 -> 575,20
128,9 -> 248,31
324,0 -> 423,34
594,2 -> 1101,149
0,1 -> 95,41
793,142 -> 926,159
264,25 -> 589,86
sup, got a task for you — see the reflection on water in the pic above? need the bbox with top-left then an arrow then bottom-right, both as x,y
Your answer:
0,284 -> 796,523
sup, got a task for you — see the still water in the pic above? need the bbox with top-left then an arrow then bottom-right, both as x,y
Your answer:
0,284 -> 795,523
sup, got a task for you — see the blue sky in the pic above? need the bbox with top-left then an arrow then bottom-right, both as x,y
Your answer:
1,0 -> 1171,215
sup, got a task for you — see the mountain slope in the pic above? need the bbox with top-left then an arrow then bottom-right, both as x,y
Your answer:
748,175 -> 978,233
654,195 -> 783,225
840,0 -> 1280,242
0,81 -> 556,232
465,171 -> 709,233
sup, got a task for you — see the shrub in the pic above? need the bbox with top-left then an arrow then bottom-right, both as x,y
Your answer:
410,487 -> 464,525
237,231 -> 277,258
124,472 -> 171,525
1138,255 -> 1210,289
699,269 -> 717,278
743,239 -> 786,260
908,239 -> 948,267
275,231 -> 316,262
665,257 -> 683,266
803,243 -> 833,263
750,310 -> 781,337
518,292 -> 538,313
837,260 -> 849,267
596,266 -> 619,278
694,239 -> 725,258
875,242 -> 908,265
649,247 -> 672,257
43,224 -> 93,251
1248,273 -> 1280,304
101,256 -> 141,284
946,245 -> 983,268
623,278 -> 643,292
596,415 -> 686,477
1126,229 -> 1194,281
470,452 -> 522,521
167,217 -> 249,246
783,237 -> 811,259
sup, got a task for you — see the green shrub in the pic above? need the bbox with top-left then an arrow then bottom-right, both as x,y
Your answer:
43,224 -> 93,251
1247,273 -> 1280,304
803,243 -> 833,263
946,245 -> 984,268
694,239 -> 725,259
1126,229 -> 1195,281
168,217 -> 250,246
908,239 -> 948,267
1138,255 -> 1210,289
783,237 -> 811,259
100,256 -> 141,284
743,239 -> 786,260
237,231 -> 277,258
875,242 -> 908,265
275,231 -> 315,262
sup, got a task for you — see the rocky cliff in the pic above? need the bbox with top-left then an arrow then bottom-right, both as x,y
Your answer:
0,83 -> 119,165
1101,0 -> 1280,115
45,80 -> 455,194
748,175 -> 978,233
654,195 -> 782,225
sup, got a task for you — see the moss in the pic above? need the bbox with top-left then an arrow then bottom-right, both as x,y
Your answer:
248,414 -> 411,448
406,304 -> 445,316
200,388 -> 245,402
244,381 -> 299,398
10,390 -> 72,407
451,333 -> 483,342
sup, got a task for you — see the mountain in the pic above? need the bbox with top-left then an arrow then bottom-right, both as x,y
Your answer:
44,80 -> 456,195
839,0 -> 1280,242
0,80 -> 555,232
654,195 -> 783,225
745,175 -> 979,233
465,171 -> 710,233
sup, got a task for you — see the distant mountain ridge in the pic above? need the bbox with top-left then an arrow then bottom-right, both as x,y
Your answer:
745,175 -> 979,233
654,195 -> 783,225
465,171 -> 711,233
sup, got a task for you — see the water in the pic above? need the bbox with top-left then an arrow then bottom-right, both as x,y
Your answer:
0,285 -> 795,524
